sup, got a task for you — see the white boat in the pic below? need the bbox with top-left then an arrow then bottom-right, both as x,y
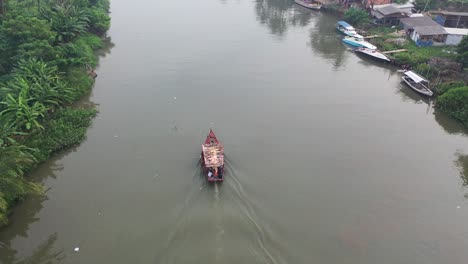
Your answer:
355,48 -> 391,62
342,36 -> 377,50
336,21 -> 362,38
294,0 -> 322,10
401,70 -> 433,96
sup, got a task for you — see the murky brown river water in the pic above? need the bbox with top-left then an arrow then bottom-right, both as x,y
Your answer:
1,0 -> 468,263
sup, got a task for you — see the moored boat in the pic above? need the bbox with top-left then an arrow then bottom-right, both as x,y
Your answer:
201,129 -> 224,182
336,21 -> 362,37
355,47 -> 391,62
294,0 -> 322,10
401,70 -> 433,96
342,36 -> 377,50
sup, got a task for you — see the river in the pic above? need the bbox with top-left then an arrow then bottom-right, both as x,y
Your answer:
1,0 -> 468,263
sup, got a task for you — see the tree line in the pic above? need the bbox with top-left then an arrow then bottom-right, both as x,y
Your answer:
0,0 -> 110,225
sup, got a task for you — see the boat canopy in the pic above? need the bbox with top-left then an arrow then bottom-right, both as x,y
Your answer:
337,21 -> 354,29
202,143 -> 224,168
404,71 -> 428,83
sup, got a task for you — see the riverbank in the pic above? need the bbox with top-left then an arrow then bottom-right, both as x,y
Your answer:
363,27 -> 468,126
319,3 -> 468,128
0,0 -> 110,226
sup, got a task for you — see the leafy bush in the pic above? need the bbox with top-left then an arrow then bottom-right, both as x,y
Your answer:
435,81 -> 466,95
437,86 -> 468,127
87,8 -> 111,35
0,16 -> 56,71
25,108 -> 97,162
343,7 -> 371,26
457,36 -> 468,68
56,35 -> 100,68
42,3 -> 90,43
0,141 -> 42,225
66,67 -> 95,100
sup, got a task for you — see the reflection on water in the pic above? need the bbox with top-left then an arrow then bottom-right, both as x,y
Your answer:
455,152 -> 468,187
15,234 -> 65,264
308,15 -> 346,69
397,82 -> 433,108
95,36 -> 115,59
435,110 -> 468,135
0,154 -> 70,264
255,0 -> 314,37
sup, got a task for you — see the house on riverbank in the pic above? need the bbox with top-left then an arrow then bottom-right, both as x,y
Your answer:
371,5 -> 408,26
444,27 -> 468,45
400,16 -> 448,47
372,2 -> 415,14
362,0 -> 392,9
433,11 -> 468,29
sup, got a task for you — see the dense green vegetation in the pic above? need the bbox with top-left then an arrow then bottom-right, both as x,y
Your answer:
457,36 -> 468,68
414,0 -> 468,11
0,0 -> 110,225
343,7 -> 371,26
437,86 -> 468,127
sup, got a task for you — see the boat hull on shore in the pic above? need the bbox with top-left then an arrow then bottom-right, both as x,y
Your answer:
401,71 -> 433,97
355,48 -> 391,63
336,21 -> 362,37
294,0 -> 322,10
342,37 -> 377,50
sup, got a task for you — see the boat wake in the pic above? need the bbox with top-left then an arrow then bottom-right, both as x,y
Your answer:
153,157 -> 285,264
223,158 -> 285,264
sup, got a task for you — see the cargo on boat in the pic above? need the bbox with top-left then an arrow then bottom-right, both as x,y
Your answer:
201,130 -> 224,182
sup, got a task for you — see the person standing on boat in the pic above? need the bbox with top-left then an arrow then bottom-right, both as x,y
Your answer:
208,169 -> 213,178
214,167 -> 218,178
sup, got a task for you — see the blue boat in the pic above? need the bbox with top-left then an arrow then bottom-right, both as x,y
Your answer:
336,21 -> 361,37
342,36 -> 377,50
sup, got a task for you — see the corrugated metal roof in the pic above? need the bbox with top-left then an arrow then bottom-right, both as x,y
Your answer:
415,26 -> 447,35
376,5 -> 402,16
401,16 -> 437,27
401,16 -> 448,35
374,3 -> 414,9
404,71 -> 427,84
444,27 -> 468,35
437,11 -> 468,17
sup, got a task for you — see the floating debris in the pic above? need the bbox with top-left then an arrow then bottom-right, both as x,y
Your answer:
173,97 -> 177,100
457,205 -> 461,209
113,135 -> 119,138
74,247 -> 80,252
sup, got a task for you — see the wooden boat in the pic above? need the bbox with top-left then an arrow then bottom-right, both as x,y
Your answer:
201,129 -> 224,182
355,47 -> 391,62
342,36 -> 377,50
401,70 -> 433,97
336,21 -> 362,38
294,0 -> 322,10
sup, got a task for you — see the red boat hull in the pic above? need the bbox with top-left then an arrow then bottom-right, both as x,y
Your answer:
201,130 -> 224,182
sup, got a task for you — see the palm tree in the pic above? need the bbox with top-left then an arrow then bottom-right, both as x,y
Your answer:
0,88 -> 47,131
42,3 -> 90,42
14,58 -> 74,106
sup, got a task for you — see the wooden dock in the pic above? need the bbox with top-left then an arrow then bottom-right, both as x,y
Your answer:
363,35 -> 381,39
382,49 -> 407,54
